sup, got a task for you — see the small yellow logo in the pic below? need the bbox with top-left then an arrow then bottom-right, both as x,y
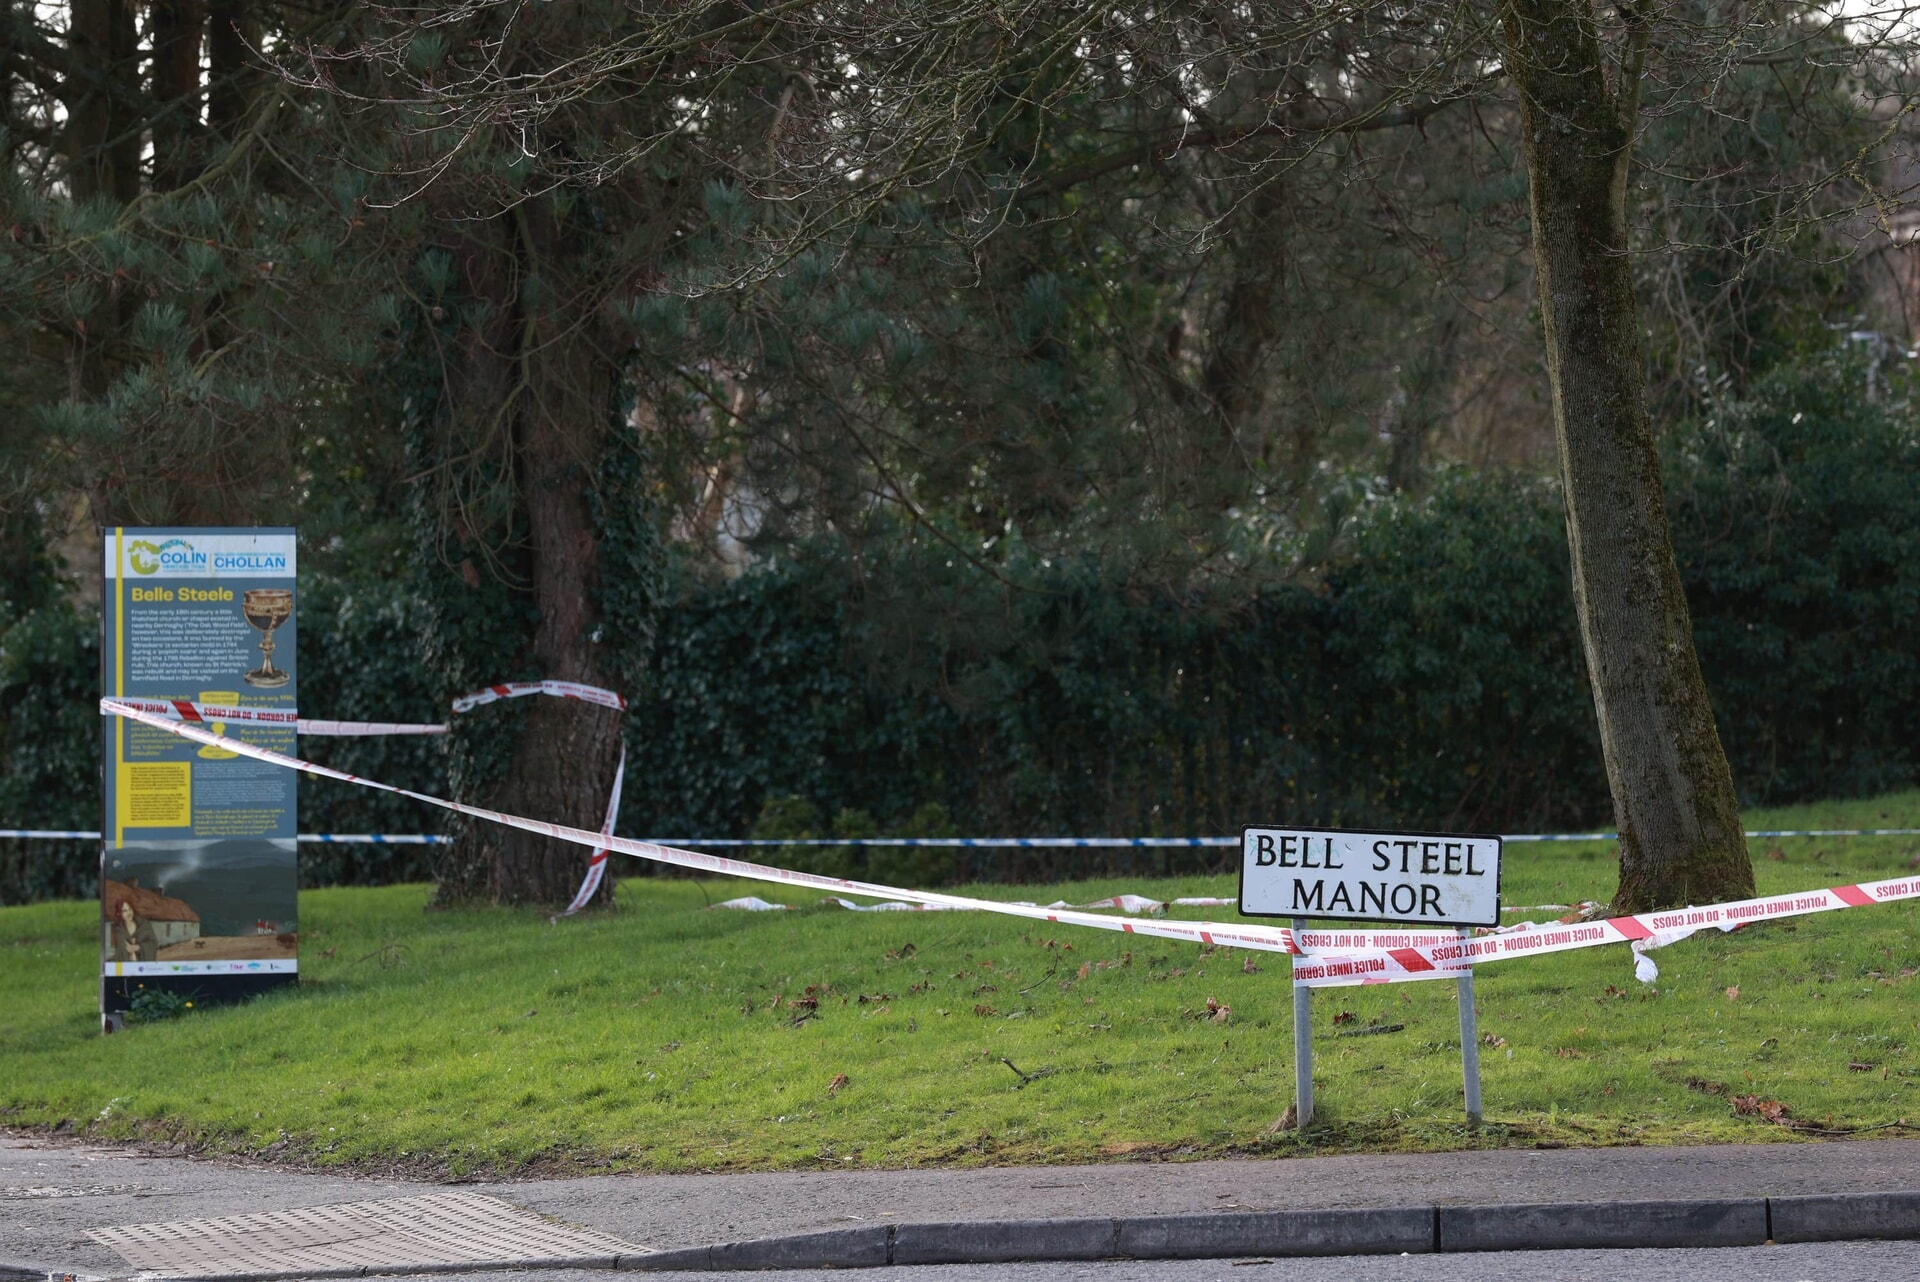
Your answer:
127,538 -> 198,575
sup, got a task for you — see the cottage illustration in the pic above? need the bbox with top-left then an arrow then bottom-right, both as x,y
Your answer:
104,878 -> 201,962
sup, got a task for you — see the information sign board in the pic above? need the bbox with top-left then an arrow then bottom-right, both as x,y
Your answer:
1239,825 -> 1502,927
100,527 -> 298,1028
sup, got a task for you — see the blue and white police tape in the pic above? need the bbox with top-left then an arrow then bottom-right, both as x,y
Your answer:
7,828 -> 1920,844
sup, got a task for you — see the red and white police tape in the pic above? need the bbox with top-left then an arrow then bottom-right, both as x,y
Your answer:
117,684 -> 628,916
101,697 -> 1310,956
451,681 -> 628,715
98,697 -> 1920,982
1290,877 -> 1920,987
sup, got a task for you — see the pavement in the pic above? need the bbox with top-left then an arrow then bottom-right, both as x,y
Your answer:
6,1133 -> 1920,1278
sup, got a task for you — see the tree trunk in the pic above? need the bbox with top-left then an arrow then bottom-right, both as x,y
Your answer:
1203,177 -> 1286,454
206,0 -> 259,138
64,0 -> 140,205
431,205 -> 626,910
64,0 -> 141,529
1500,0 -> 1752,911
150,0 -> 206,190
1386,310 -> 1460,493
485,320 -> 625,907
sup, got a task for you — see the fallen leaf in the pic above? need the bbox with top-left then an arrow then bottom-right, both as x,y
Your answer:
1481,1033 -> 1508,1048
1849,1061 -> 1874,1073
1077,962 -> 1092,980
1732,1094 -> 1793,1124
828,1072 -> 849,1092
1242,957 -> 1260,975
973,1003 -> 998,1017
1332,1011 -> 1357,1026
1725,986 -> 1740,1002
1206,997 -> 1232,1024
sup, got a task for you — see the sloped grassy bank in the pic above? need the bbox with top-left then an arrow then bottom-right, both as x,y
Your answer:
5,792 -> 1920,1176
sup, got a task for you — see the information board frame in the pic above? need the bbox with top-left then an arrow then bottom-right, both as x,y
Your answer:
100,526 -> 299,1030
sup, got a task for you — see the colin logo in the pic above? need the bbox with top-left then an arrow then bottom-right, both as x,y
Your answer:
127,538 -> 206,576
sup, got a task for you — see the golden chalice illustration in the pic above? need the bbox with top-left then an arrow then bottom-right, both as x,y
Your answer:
241,588 -> 293,688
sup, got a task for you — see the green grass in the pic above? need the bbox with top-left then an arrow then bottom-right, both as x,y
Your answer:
6,791 -> 1920,1176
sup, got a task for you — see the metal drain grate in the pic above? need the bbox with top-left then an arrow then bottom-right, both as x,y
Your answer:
88,1190 -> 640,1277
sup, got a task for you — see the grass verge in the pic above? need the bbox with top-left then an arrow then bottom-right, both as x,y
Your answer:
6,791 -> 1920,1176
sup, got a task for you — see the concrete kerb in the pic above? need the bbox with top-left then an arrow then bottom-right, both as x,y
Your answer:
613,1191 -> 1920,1271
21,1190 -> 1920,1279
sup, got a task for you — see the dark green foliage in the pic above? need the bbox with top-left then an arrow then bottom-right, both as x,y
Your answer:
9,363 -> 1920,901
622,471 -> 1607,882
0,601 -> 101,903
590,413 -> 668,708
1668,351 -> 1920,803
293,571 -> 449,887
126,985 -> 197,1022
1322,474 -> 1606,829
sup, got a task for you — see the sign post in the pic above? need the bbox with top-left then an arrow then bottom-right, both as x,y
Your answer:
1290,916 -> 1313,1127
101,528 -> 299,1031
1456,927 -> 1483,1124
1241,825 -> 1502,1126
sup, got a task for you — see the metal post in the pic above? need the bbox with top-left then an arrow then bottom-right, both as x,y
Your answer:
1291,917 -> 1313,1128
1456,927 -> 1483,1124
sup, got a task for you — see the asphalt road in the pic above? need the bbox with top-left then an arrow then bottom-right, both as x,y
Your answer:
353,1244 -> 1913,1282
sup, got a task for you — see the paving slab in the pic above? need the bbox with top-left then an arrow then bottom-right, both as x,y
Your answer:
87,1191 -> 637,1278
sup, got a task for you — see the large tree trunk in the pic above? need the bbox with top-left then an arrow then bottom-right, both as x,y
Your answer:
64,0 -> 140,205
1500,0 -> 1752,911
1203,177 -> 1286,455
431,205 -> 626,911
484,279 -> 626,907
64,0 -> 141,528
206,0 -> 260,138
150,0 -> 206,189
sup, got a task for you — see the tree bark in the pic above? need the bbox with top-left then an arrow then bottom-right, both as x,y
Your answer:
433,204 -> 626,911
64,0 -> 140,204
1203,177 -> 1287,455
485,279 -> 625,907
1386,310 -> 1460,493
1499,0 -> 1752,911
150,0 -> 206,190
205,0 -> 259,138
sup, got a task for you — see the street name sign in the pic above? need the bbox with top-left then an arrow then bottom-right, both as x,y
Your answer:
1239,825 -> 1502,927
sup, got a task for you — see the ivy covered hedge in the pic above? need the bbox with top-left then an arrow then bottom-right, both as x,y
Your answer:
625,469 -> 1604,886
4,354 -> 1917,900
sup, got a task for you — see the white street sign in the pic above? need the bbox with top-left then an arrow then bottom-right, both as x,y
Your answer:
1239,826 -> 1503,927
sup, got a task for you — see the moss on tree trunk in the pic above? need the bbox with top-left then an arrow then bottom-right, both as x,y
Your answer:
1500,0 -> 1753,911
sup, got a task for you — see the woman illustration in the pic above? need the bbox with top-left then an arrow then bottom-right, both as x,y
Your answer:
108,899 -> 158,963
